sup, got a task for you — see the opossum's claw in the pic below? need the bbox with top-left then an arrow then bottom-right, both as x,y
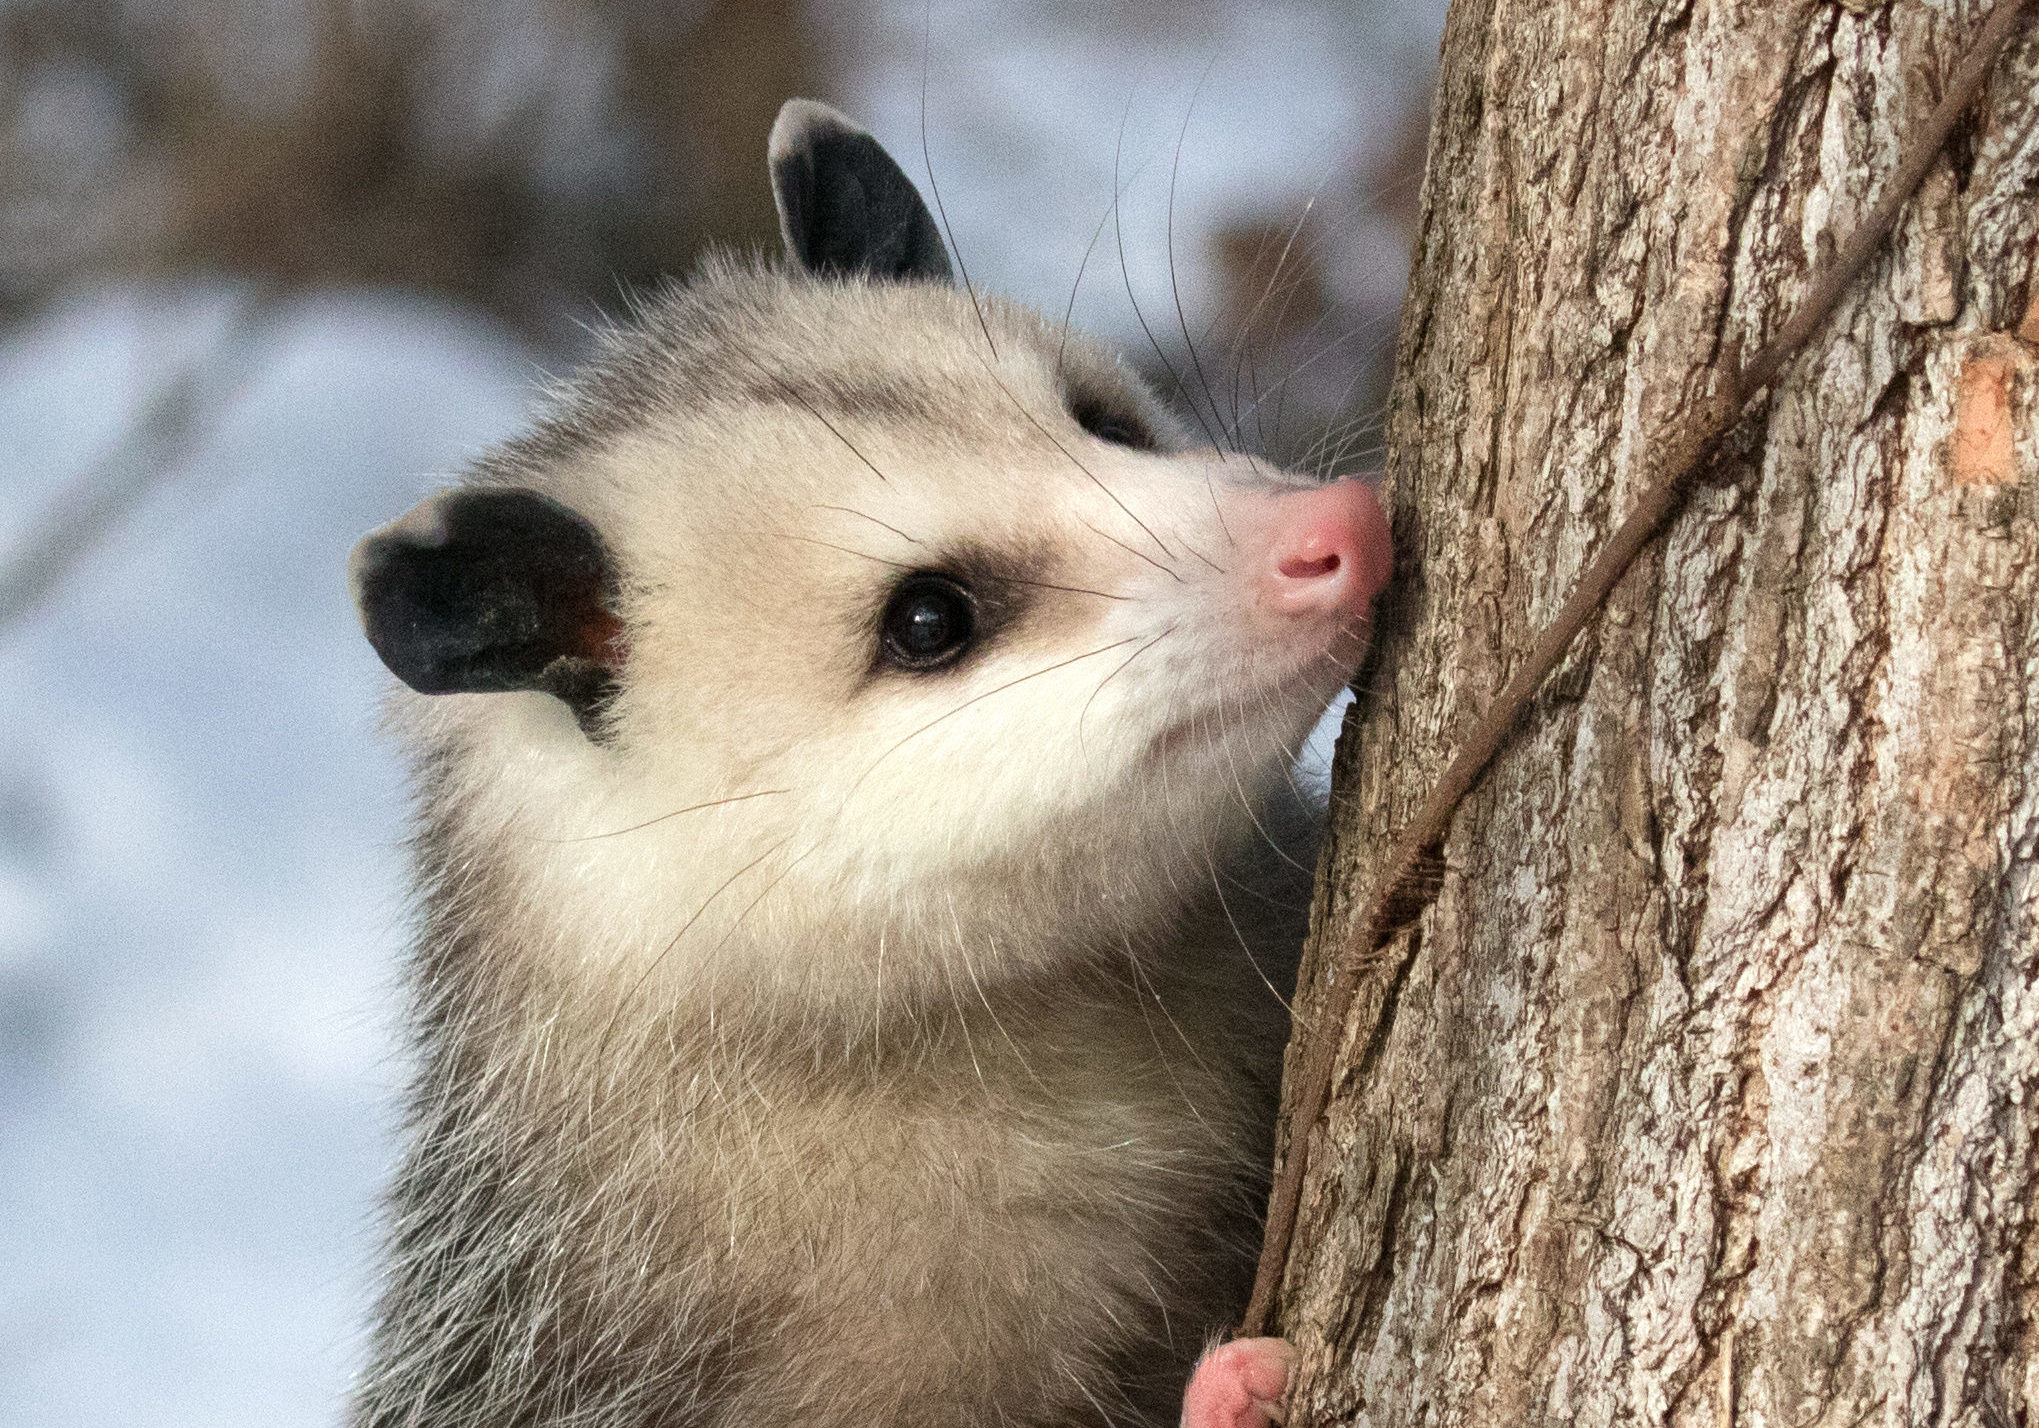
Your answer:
1181,1337 -> 1296,1428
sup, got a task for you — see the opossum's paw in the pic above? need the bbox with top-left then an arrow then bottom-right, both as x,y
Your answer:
1181,1337 -> 1295,1428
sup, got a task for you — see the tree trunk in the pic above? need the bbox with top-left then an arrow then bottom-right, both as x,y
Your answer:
1277,3 -> 2039,1425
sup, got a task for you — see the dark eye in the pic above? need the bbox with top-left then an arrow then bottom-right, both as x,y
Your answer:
880,574 -> 977,670
1071,396 -> 1156,451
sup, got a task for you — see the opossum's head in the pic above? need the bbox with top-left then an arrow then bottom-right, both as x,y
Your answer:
352,101 -> 1390,1016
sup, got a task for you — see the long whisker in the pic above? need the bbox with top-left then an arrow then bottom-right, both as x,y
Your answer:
1058,128 -> 1171,380
1255,653 -> 1343,809
1228,319 -> 1385,439
947,893 -> 1047,1091
993,576 -> 1132,601
595,835 -> 794,1068
731,346 -> 894,485
1204,656 -> 1321,882
1122,933 -> 1217,1137
706,842 -> 819,957
780,533 -> 1130,601
539,788 -> 792,843
1218,193 -> 1327,382
978,360 -> 1177,563
847,637 -> 1139,795
1201,841 -> 1295,1015
1078,623 -> 1176,763
778,534 -> 912,567
811,505 -> 924,545
1221,207 -> 1321,453
1057,202 -> 1116,381
935,922 -> 989,1091
1166,60 -> 1250,525
1111,105 -> 1227,453
1081,518 -> 1184,584
920,9 -> 998,361
1173,536 -> 1227,575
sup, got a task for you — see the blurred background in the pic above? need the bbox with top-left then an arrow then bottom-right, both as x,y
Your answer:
0,1 -> 1444,1422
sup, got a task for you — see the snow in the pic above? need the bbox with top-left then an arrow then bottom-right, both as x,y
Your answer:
0,287 -> 541,1426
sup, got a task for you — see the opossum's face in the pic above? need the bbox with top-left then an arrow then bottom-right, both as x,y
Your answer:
353,102 -> 1390,1008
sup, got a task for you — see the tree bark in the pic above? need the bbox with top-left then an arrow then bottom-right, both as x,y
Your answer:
1277,3 -> 2039,1425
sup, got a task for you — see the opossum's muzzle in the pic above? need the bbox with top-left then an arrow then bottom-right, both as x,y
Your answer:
1135,475 -> 1392,764
1252,477 -> 1393,624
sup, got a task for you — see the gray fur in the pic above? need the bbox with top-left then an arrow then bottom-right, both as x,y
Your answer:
350,111 -> 1356,1428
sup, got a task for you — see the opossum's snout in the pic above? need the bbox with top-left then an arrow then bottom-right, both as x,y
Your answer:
1253,477 -> 1393,622
1108,470 -> 1390,782
1211,475 -> 1392,691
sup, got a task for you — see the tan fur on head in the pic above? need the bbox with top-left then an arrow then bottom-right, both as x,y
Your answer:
350,103 -> 1379,1428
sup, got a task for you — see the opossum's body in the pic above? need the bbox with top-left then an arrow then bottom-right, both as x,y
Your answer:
360,752 -> 1310,1426
349,103 -> 1388,1428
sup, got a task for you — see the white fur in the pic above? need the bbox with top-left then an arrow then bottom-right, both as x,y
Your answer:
350,259 -> 1363,1428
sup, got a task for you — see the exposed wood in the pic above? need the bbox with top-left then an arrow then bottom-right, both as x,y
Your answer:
1276,2 -> 2039,1423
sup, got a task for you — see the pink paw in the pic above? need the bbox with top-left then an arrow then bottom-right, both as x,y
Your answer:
1180,1337 -> 1296,1428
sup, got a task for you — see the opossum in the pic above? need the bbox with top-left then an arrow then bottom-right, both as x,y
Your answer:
347,99 -> 1391,1428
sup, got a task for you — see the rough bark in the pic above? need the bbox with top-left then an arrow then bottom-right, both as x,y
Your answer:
1279,3 -> 2039,1425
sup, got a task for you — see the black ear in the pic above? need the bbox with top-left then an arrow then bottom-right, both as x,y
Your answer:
350,488 -> 624,737
769,98 -> 954,284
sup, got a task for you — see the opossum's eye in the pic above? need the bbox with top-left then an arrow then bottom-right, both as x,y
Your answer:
880,574 -> 976,670
1071,397 -> 1156,452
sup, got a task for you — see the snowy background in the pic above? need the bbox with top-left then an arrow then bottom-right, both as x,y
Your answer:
0,3 -> 1443,1422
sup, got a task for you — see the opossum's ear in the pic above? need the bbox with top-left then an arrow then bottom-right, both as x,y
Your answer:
350,488 -> 624,738
769,98 -> 954,284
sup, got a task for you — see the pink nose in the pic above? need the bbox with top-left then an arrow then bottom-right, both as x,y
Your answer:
1261,478 -> 1393,618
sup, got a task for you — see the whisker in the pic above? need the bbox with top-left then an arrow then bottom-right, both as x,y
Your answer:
1058,127 -> 1169,380
935,923 -> 989,1091
977,361 -> 1178,563
538,788 -> 792,843
1057,202 -> 1116,381
1212,669 -> 1316,879
846,636 -> 1139,795
947,893 -> 1047,1091
706,842 -> 819,957
1079,624 -> 1176,762
811,505 -> 924,545
1228,318 -> 1386,442
1250,658 -> 1334,812
1081,518 -> 1184,584
595,835 -> 794,1067
1122,933 -> 1217,1137
1312,388 -> 1397,480
1201,842 -> 1295,1015
1173,538 -> 1226,575
998,576 -> 1131,601
731,346 -> 894,485
1166,60 -> 1234,451
779,533 -> 912,568
920,11 -> 998,361
782,532 -> 1130,601
1305,396 -> 1394,473
1111,106 -> 1227,454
